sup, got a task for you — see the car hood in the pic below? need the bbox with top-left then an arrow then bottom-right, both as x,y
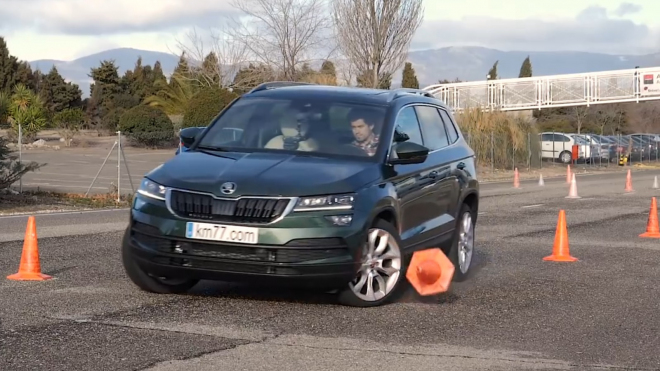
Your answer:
147,150 -> 381,197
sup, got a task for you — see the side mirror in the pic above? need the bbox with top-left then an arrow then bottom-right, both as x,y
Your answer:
180,127 -> 203,147
389,141 -> 429,165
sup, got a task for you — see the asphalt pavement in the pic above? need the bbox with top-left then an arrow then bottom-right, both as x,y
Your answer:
2,170 -> 660,370
15,147 -> 174,195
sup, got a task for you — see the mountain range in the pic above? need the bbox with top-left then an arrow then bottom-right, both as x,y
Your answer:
28,46 -> 660,98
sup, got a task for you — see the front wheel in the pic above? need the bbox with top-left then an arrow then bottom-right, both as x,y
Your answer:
449,203 -> 476,282
337,219 -> 406,307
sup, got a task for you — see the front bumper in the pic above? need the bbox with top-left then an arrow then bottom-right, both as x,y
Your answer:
125,195 -> 368,288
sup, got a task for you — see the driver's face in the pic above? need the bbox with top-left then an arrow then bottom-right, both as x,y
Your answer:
351,119 -> 373,142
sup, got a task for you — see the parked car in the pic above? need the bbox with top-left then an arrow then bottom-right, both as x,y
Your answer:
122,82 -> 480,307
538,132 -> 592,163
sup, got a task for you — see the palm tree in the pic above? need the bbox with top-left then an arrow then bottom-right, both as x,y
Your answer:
143,73 -> 196,116
7,84 -> 47,142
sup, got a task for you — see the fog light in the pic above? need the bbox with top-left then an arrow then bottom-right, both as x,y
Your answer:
325,215 -> 352,226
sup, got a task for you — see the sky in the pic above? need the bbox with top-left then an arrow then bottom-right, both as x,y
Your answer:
0,0 -> 658,62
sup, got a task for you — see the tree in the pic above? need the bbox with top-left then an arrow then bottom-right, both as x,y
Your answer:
401,62 -> 419,88
53,108 -> 85,147
0,135 -> 43,191
318,60 -> 337,85
0,37 -> 19,92
38,66 -> 83,116
228,0 -> 335,81
6,84 -> 48,142
182,87 -> 239,128
331,0 -> 424,88
231,63 -> 276,94
174,26 -> 248,89
487,61 -> 498,80
519,56 -> 532,78
144,72 -> 196,116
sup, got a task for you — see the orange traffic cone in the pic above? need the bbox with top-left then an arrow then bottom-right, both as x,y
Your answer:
543,210 -> 578,262
565,173 -> 580,199
640,197 -> 660,238
7,216 -> 52,281
513,167 -> 521,188
566,165 -> 571,184
624,169 -> 634,193
406,248 -> 455,296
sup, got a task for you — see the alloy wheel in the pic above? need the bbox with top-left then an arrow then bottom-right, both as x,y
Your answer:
457,211 -> 474,274
348,228 -> 402,302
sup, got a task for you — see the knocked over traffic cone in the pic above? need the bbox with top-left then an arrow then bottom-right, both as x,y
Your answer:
7,216 -> 52,281
513,168 -> 521,188
624,169 -> 634,193
543,210 -> 578,262
538,174 -> 545,186
640,197 -> 660,238
565,173 -> 581,199
406,248 -> 455,296
566,165 -> 572,184
653,176 -> 658,189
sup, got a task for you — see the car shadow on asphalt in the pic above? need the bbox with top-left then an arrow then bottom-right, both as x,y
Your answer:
179,248 -> 492,307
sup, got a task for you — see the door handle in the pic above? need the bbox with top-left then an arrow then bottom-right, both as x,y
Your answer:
429,170 -> 439,179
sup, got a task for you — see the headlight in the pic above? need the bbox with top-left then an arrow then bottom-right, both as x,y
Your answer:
137,178 -> 167,200
294,194 -> 355,212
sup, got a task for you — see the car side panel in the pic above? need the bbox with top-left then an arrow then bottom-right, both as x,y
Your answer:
388,160 -> 446,250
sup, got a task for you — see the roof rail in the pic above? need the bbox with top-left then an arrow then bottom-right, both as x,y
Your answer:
248,81 -> 316,94
387,88 -> 436,102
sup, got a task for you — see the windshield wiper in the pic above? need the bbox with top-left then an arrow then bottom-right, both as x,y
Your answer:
196,146 -> 238,160
197,145 -> 231,152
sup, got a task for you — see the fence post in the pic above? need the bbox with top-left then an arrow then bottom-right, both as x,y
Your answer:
527,132 -> 531,171
490,131 -> 494,174
18,123 -> 22,194
117,131 -> 121,202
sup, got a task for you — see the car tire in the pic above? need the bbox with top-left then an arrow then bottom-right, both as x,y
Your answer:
449,203 -> 476,282
559,151 -> 572,164
337,219 -> 407,307
121,228 -> 199,294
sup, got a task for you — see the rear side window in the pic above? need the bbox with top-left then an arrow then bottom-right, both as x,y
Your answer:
438,109 -> 459,144
414,105 -> 449,151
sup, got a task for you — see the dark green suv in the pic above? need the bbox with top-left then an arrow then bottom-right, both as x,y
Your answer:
122,82 -> 479,307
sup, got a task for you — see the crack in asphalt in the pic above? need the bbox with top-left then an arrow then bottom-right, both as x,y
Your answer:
43,315 -> 654,371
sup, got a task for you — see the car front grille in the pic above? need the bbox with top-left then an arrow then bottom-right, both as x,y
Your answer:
168,189 -> 292,224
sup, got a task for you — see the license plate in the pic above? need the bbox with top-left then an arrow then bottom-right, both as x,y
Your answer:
185,222 -> 259,244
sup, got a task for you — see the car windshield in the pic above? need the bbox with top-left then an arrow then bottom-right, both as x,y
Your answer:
196,96 -> 388,159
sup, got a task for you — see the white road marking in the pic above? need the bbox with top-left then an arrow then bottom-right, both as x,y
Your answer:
521,204 -> 544,208
0,208 -> 129,219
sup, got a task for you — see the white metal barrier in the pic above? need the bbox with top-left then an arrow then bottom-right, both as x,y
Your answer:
422,66 -> 660,112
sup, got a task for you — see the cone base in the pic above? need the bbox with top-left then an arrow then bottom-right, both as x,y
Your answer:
543,254 -> 578,262
639,232 -> 660,238
565,195 -> 581,199
7,272 -> 53,281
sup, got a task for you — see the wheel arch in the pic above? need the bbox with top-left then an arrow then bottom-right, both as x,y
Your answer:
460,191 -> 479,223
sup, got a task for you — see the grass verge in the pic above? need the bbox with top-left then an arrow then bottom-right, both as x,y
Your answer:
0,190 -> 133,215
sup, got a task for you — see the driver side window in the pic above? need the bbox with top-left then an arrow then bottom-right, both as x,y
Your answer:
393,106 -> 424,146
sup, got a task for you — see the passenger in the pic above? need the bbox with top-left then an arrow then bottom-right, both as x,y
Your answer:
348,108 -> 380,156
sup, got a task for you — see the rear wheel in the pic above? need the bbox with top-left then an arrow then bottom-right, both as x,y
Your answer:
121,228 -> 199,294
338,219 -> 405,307
449,203 -> 476,282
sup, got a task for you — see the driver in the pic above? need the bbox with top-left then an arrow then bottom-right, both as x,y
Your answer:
264,109 -> 319,151
349,108 -> 380,156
